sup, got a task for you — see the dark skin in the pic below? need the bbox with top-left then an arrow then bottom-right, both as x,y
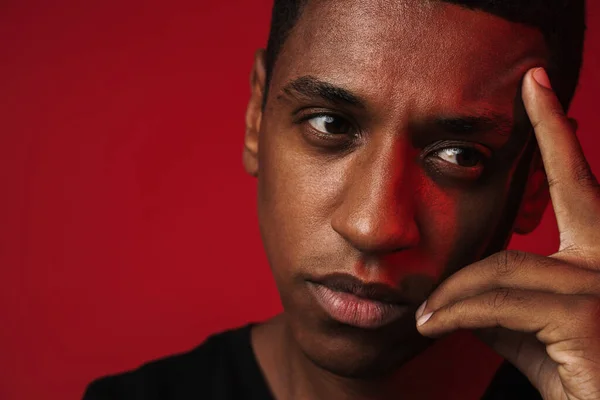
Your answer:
243,1 -> 600,399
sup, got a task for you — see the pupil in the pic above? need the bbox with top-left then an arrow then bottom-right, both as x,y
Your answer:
455,149 -> 480,167
324,116 -> 349,134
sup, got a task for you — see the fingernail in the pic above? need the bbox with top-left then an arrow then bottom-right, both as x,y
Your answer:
533,68 -> 552,89
417,312 -> 434,327
416,300 -> 427,319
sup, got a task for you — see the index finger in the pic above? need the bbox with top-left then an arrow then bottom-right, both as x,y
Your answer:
522,68 -> 600,247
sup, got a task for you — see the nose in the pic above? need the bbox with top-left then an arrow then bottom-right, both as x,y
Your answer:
331,137 -> 420,254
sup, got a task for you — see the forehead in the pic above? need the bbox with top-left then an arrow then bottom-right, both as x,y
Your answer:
272,0 -> 547,115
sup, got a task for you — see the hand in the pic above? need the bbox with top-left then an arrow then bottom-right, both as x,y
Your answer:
415,68 -> 600,400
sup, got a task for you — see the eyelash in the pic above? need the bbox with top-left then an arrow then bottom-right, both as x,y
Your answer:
297,112 -> 492,179
298,112 -> 360,142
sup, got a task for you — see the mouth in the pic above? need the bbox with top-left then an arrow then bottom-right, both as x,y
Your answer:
306,273 -> 414,330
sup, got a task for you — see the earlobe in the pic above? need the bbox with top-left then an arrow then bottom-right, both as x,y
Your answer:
243,49 -> 267,178
513,152 -> 551,235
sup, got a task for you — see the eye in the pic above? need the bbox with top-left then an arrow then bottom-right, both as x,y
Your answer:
435,147 -> 485,167
307,114 -> 352,135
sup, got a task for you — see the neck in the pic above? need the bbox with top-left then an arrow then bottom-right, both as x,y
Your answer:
252,314 -> 503,400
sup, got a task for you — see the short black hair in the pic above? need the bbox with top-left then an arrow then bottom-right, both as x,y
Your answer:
264,0 -> 586,110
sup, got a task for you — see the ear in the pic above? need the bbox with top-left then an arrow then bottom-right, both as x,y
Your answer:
243,49 -> 267,177
513,147 -> 551,235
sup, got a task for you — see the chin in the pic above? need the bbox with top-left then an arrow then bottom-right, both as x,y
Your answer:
290,315 -> 435,379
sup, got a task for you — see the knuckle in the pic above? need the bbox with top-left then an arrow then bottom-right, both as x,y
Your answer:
493,251 -> 527,277
531,110 -> 564,133
572,159 -> 600,193
490,288 -> 511,309
546,173 -> 561,191
530,116 -> 545,132
548,106 -> 567,120
446,298 -> 467,316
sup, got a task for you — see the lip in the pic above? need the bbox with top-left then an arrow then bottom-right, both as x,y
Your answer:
307,273 -> 413,329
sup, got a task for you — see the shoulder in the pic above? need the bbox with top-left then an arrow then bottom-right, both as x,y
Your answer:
82,325 -> 255,400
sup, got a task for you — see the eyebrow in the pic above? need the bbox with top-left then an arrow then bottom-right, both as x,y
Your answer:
281,75 -> 514,136
280,75 -> 365,108
434,112 -> 514,137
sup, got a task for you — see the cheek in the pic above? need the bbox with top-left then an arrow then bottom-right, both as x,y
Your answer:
412,174 -> 460,277
416,174 -> 515,280
257,128 -> 347,279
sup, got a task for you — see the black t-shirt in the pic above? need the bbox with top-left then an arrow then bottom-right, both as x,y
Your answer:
83,325 -> 542,400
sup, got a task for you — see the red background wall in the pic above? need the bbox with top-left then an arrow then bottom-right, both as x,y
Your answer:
1,2 -> 598,399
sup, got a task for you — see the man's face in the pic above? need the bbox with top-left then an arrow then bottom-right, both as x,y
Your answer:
246,0 -> 548,378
